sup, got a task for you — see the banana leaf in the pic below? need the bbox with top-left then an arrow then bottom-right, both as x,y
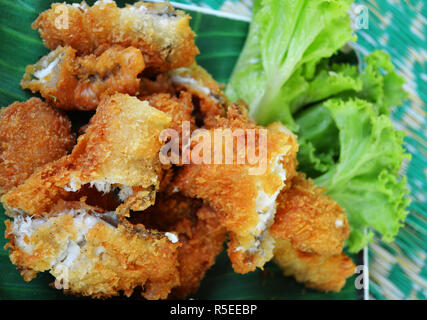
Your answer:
0,0 -> 362,300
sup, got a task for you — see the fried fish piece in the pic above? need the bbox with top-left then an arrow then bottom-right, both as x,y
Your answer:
139,64 -> 228,128
169,64 -> 228,128
4,203 -> 180,299
170,206 -> 226,299
21,45 -> 145,110
0,98 -> 74,195
139,73 -> 176,97
2,94 -> 171,217
133,192 -> 226,298
174,106 -> 299,273
146,91 -> 197,174
172,205 -> 226,298
146,91 -> 196,140
270,173 -> 350,255
32,0 -> 198,73
273,239 -> 355,292
270,173 -> 354,292
140,90 -> 197,192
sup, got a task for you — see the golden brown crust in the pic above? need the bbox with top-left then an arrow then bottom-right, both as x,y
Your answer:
137,64 -> 230,131
172,205 -> 226,298
274,239 -> 355,292
138,64 -> 229,128
169,64 -> 229,128
0,98 -> 74,195
174,106 -> 299,273
139,74 -> 175,97
32,1 -> 198,73
270,173 -> 350,255
21,46 -> 145,111
1,94 -> 171,217
5,210 -> 180,299
271,173 -> 353,292
146,91 -> 196,138
132,193 -> 226,298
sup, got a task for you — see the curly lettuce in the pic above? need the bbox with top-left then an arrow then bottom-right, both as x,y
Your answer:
226,0 -> 355,130
295,98 -> 410,252
226,0 -> 410,252
356,50 -> 408,115
314,99 -> 410,252
295,51 -> 408,175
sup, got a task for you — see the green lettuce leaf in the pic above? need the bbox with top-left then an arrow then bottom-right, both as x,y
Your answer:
295,51 -> 408,176
290,61 -> 362,114
355,50 -> 408,115
296,104 -> 340,177
290,50 -> 407,117
226,0 -> 355,129
314,99 -> 410,252
226,0 -> 410,253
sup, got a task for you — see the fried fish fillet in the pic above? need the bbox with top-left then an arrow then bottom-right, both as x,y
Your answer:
169,64 -> 228,128
2,94 -> 171,217
145,91 -> 195,136
273,239 -> 355,292
21,45 -> 145,111
132,192 -> 226,299
146,91 -> 197,173
174,106 -> 299,273
139,73 -> 176,97
4,203 -> 180,299
138,63 -> 229,129
270,173 -> 350,255
0,98 -> 74,195
32,0 -> 198,73
172,205 -> 226,298
270,173 -> 355,291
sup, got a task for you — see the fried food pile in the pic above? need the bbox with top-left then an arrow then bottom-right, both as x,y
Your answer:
1,0 -> 355,299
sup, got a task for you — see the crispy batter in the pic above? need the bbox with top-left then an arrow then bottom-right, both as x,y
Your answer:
0,98 -> 74,195
133,193 -> 226,298
142,91 -> 197,193
139,64 -> 228,127
169,64 -> 228,128
273,239 -> 355,292
4,205 -> 180,299
139,74 -> 175,97
21,45 -> 145,111
173,205 -> 226,298
32,1 -> 198,73
271,173 -> 354,292
270,173 -> 350,255
1,94 -> 171,217
174,106 -> 298,273
146,91 -> 196,138
134,192 -> 202,231
147,91 -> 196,170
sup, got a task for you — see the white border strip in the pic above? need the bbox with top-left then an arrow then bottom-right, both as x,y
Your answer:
146,0 -> 252,22
363,246 -> 370,300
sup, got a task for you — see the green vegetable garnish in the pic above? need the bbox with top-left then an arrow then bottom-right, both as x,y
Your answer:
226,0 -> 355,130
314,98 -> 410,252
227,0 -> 410,252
